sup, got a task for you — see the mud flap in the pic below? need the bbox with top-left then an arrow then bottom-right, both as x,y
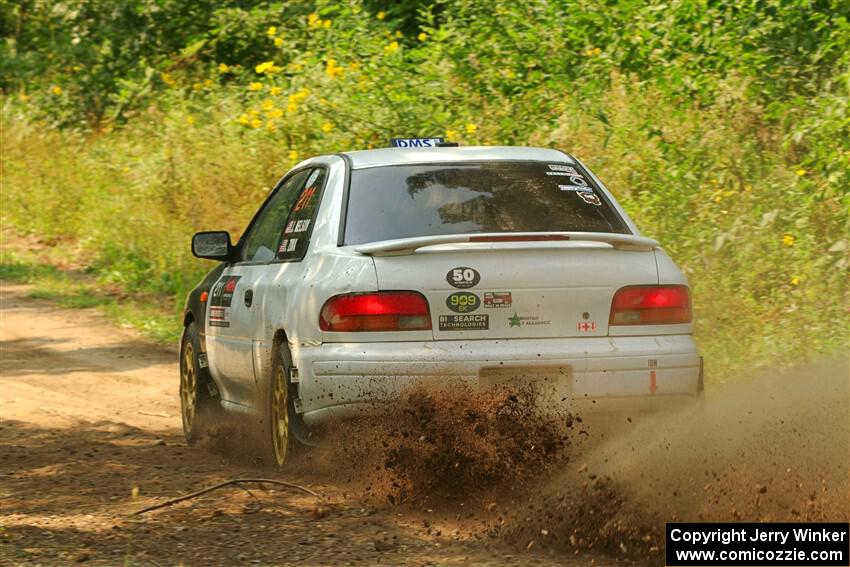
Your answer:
697,356 -> 705,394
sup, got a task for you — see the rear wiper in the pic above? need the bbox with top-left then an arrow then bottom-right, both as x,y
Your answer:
353,232 -> 659,256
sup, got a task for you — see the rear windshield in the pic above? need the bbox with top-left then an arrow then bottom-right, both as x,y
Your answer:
343,161 -> 629,245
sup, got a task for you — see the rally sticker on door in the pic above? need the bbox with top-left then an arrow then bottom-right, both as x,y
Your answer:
439,314 -> 489,331
446,267 -> 480,289
209,275 -> 241,328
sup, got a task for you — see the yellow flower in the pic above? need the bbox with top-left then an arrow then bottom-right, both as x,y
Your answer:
584,47 -> 602,57
250,118 -> 262,129
790,276 -> 800,286
269,86 -> 282,96
322,121 -> 334,133
255,61 -> 275,74
376,11 -> 386,19
796,168 -> 806,176
274,37 -> 284,47
192,82 -> 202,90
204,79 -> 213,88
286,101 -> 298,113
384,41 -> 399,53
262,98 -> 275,110
295,88 -> 310,100
465,123 -> 477,134
50,85 -> 63,95
238,114 -> 250,125
326,59 -> 344,78
161,73 -> 176,86
395,31 -> 403,38
744,184 -> 752,192
266,26 -> 277,36
266,120 -> 277,131
782,234 -> 795,247
289,150 -> 299,161
218,63 -> 230,73
445,129 -> 458,141
186,116 -> 195,125
248,82 -> 264,91
307,13 -> 320,27
418,32 -> 428,41
267,109 -> 284,119
323,19 -> 331,28
19,94 -> 30,103
349,61 -> 360,70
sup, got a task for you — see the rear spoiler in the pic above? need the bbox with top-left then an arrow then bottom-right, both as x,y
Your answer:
353,232 -> 659,256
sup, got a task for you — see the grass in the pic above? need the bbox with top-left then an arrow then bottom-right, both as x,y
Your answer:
0,246 -> 181,344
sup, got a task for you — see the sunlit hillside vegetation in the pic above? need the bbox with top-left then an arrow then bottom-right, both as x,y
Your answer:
1,0 -> 848,380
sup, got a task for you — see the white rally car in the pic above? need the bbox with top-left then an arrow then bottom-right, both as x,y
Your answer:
181,142 -> 702,466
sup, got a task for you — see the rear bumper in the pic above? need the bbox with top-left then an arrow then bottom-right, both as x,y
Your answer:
292,335 -> 701,426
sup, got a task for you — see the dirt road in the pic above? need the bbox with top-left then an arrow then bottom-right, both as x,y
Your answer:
0,283 -> 600,566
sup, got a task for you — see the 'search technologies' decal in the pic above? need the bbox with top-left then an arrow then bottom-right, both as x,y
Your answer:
446,292 -> 481,313
439,314 -> 489,331
446,267 -> 481,289
209,275 -> 242,327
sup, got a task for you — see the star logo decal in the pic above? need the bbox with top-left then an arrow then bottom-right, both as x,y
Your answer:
508,313 -> 522,328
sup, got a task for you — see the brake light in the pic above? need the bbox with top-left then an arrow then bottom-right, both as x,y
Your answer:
320,292 -> 432,332
469,235 -> 570,243
609,285 -> 691,325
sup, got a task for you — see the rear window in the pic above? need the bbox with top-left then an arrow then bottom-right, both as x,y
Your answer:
343,161 -> 629,245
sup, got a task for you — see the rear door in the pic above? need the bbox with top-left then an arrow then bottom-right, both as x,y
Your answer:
343,160 -> 658,339
205,169 -> 310,403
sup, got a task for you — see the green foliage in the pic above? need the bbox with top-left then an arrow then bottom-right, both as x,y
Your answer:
1,0 -> 848,375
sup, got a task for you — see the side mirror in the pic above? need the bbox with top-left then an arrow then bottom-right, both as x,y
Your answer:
192,231 -> 233,261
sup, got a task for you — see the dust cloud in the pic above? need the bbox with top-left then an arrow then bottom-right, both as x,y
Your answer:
293,357 -> 847,563
501,356 -> 850,561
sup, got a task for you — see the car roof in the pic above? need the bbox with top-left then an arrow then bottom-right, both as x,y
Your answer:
340,145 -> 574,169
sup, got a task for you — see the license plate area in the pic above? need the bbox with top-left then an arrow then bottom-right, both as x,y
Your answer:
478,365 -> 572,389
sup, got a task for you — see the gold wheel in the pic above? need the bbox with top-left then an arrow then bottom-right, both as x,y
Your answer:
180,341 -> 197,433
271,365 -> 290,466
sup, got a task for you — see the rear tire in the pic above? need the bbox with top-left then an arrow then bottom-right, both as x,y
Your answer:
258,343 -> 298,468
179,322 -> 219,445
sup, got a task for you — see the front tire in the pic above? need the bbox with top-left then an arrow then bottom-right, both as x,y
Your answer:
179,322 -> 218,445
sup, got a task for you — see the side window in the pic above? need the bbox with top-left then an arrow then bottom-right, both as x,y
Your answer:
277,168 -> 328,261
240,170 -> 309,263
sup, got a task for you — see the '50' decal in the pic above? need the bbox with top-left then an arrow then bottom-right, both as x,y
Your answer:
446,267 -> 480,289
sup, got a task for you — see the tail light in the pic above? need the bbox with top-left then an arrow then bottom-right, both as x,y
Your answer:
609,285 -> 691,325
320,292 -> 432,332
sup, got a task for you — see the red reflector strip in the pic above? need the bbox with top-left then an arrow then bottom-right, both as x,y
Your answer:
610,285 -> 691,325
469,235 -> 570,243
320,292 -> 432,332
